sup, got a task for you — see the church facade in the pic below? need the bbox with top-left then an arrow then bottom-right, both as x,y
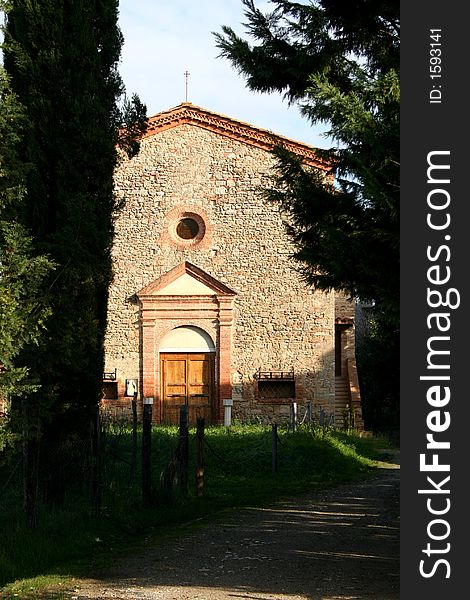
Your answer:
102,103 -> 363,428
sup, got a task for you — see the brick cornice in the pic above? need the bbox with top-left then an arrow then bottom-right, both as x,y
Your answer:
143,103 -> 331,171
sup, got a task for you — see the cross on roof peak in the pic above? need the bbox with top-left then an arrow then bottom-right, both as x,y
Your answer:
184,70 -> 190,102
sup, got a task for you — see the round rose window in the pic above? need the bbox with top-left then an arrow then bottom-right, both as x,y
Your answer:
176,217 -> 200,240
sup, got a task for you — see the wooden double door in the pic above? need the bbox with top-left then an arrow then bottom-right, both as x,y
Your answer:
160,353 -> 215,425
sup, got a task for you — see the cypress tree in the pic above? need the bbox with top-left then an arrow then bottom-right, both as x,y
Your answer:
1,0 -> 146,513
0,66 -> 54,405
0,67 -> 55,525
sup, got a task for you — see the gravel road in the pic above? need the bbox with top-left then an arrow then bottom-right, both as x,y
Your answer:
70,459 -> 399,600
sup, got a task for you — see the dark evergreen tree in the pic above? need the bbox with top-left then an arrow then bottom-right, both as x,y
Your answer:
215,0 -> 399,433
215,0 -> 399,326
0,67 -> 54,403
0,67 -> 55,525
1,0 -> 146,513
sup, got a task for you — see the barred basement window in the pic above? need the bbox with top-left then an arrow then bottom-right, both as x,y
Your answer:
102,381 -> 118,400
256,370 -> 295,400
102,369 -> 118,400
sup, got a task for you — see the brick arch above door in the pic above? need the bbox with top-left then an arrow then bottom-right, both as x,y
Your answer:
136,262 -> 236,423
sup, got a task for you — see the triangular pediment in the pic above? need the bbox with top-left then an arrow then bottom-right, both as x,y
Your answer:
137,262 -> 236,298
142,103 -> 329,171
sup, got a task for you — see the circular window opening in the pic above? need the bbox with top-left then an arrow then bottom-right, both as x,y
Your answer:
176,217 -> 200,240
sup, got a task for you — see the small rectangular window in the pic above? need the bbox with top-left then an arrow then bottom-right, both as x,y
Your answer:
256,370 -> 295,401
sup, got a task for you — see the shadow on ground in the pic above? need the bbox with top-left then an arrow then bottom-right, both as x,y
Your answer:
70,464 -> 399,600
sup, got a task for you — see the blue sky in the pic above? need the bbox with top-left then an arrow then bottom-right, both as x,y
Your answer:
1,1 -> 331,148
118,0 -> 331,149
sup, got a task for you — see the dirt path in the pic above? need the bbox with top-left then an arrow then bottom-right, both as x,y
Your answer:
70,460 -> 399,600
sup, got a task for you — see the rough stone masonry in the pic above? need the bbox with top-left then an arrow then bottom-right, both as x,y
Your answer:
102,104 -> 358,426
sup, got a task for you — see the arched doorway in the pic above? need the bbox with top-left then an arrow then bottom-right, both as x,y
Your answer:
136,261 -> 236,424
160,326 -> 216,425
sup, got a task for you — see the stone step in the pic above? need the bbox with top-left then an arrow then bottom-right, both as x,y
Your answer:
334,375 -> 364,430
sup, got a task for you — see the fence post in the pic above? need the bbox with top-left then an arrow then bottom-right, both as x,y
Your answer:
142,397 -> 153,507
306,401 -> 312,424
22,397 -> 40,528
289,402 -> 298,432
179,405 -> 189,495
91,404 -> 102,517
223,398 -> 233,427
130,391 -> 138,483
196,417 -> 205,496
272,423 -> 278,473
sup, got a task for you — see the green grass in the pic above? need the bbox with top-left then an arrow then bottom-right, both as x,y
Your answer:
0,423 -> 397,597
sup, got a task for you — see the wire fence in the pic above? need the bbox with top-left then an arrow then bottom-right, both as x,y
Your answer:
203,433 -> 271,467
0,402 -> 339,522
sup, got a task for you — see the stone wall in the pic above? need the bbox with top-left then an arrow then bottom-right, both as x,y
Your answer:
335,291 -> 356,322
105,123 -> 336,423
